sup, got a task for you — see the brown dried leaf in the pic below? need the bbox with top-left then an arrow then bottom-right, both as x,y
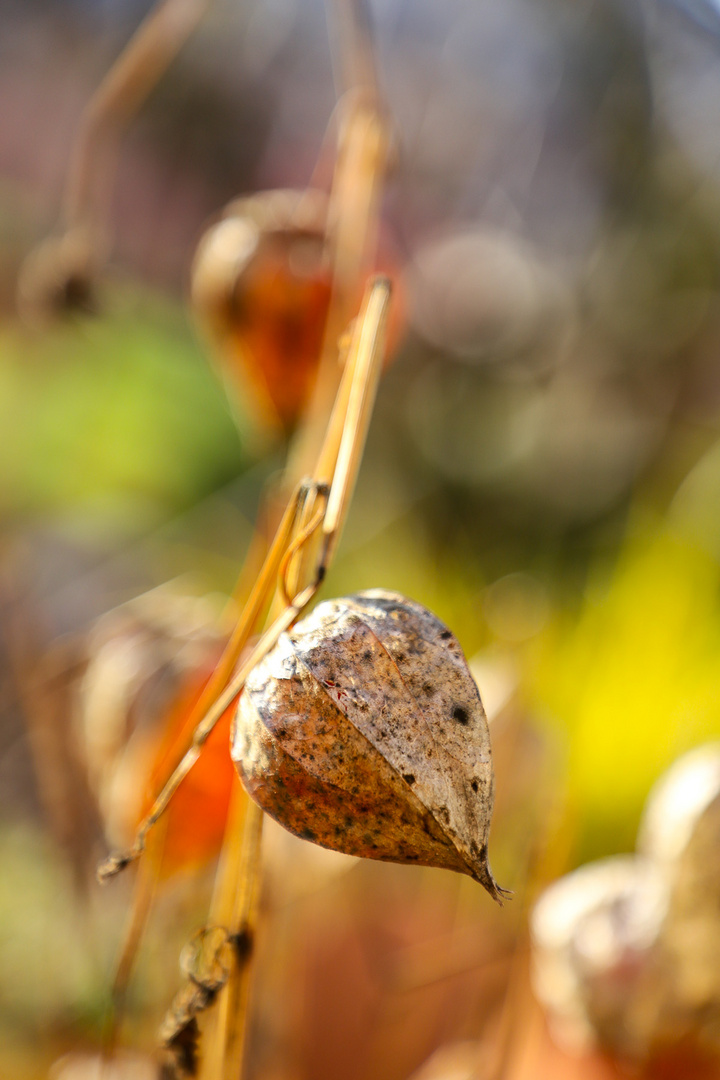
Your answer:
232,590 -> 504,900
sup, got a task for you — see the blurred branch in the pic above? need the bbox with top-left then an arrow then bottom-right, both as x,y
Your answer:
65,0 -> 213,236
325,0 -> 379,103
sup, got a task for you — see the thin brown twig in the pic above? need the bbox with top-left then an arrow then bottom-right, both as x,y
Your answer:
64,0 -> 212,235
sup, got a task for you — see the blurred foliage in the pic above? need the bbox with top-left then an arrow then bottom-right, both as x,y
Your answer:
0,295 -> 246,525
527,521 -> 720,861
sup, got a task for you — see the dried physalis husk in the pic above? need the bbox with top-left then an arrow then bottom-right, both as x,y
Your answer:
531,745 -> 720,1067
635,743 -> 720,1061
530,855 -> 668,1060
191,189 -> 332,433
232,590 -> 505,901
79,586 -> 225,849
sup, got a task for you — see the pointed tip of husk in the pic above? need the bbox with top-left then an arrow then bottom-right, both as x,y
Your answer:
468,857 -> 511,905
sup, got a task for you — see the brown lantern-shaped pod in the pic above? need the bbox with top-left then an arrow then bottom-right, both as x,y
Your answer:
235,590 -> 502,897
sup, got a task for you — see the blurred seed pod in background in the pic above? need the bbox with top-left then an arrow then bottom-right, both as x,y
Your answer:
192,186 -> 406,439
191,188 -> 334,436
634,743 -> 720,1065
531,744 -> 720,1073
531,855 -> 668,1060
408,227 -> 570,369
77,586 -> 237,879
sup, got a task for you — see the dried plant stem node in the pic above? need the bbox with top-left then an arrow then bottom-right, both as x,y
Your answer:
232,590 -> 506,901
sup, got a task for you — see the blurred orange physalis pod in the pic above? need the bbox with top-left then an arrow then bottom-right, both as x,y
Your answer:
140,660 -> 238,878
192,189 -> 333,433
191,188 -> 404,433
232,590 -> 505,902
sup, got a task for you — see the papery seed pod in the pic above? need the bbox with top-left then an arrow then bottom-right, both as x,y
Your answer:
232,590 -> 505,901
191,188 -> 405,434
191,189 -> 333,433
531,745 -> 720,1069
79,587 -> 236,877
637,744 -> 720,1061
530,855 -> 668,1059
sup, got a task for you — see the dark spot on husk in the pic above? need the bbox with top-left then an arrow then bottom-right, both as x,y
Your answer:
471,779 -> 479,793
452,705 -> 469,725
403,773 -> 416,785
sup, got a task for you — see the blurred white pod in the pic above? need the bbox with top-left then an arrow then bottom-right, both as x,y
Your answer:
530,855 -> 667,1058
531,744 -> 720,1065
408,228 -> 570,367
637,742 -> 720,872
636,744 -> 720,1057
